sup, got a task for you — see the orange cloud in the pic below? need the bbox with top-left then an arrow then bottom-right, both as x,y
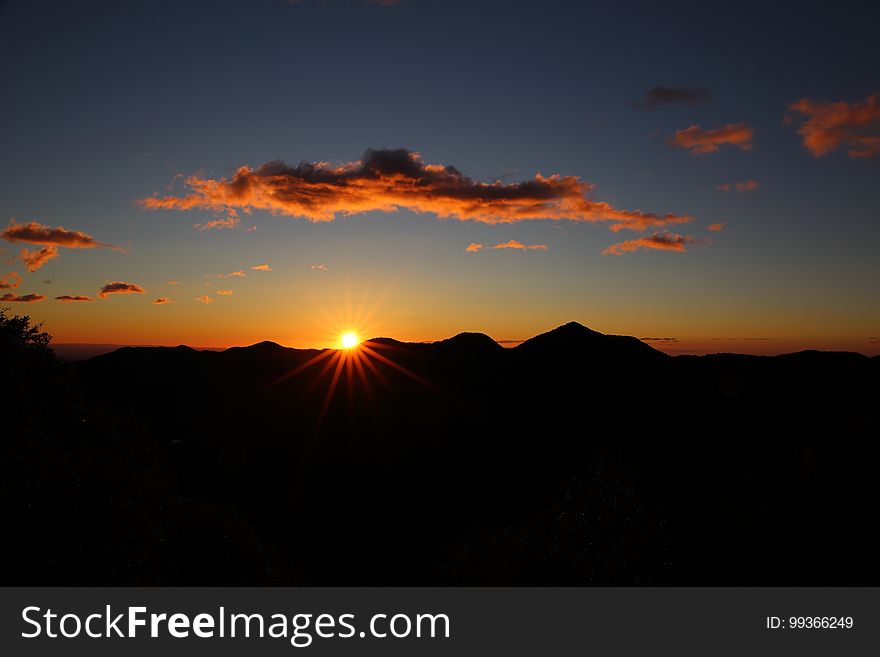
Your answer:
670,123 -> 753,155
1,292 -> 46,303
98,282 -> 145,298
787,93 -> 880,158
55,295 -> 93,302
195,216 -> 241,231
153,297 -> 171,304
216,289 -> 233,295
707,223 -> 726,232
251,264 -> 272,271
467,240 -> 548,252
228,270 -> 246,277
602,232 -> 703,256
717,180 -> 759,192
195,295 -> 213,304
20,246 -> 60,272
2,220 -> 122,271
0,271 -> 22,290
167,280 -> 181,285
1,219 -> 118,249
494,240 -> 547,251
139,148 -> 693,233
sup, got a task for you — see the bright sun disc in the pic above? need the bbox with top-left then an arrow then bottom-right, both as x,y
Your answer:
341,332 -> 359,349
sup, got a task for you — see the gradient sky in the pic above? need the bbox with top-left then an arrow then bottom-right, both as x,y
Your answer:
2,0 -> 879,354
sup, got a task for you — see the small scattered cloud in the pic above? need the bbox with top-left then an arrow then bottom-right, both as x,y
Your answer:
251,264 -> 272,271
603,232 -> 704,256
20,246 -> 59,272
717,180 -> 759,192
466,243 -> 483,252
206,270 -> 248,278
139,148 -> 694,234
707,223 -> 726,232
310,264 -> 328,270
167,280 -> 181,285
787,92 -> 880,158
55,295 -> 93,303
153,297 -> 172,304
0,271 -> 22,290
640,336 -> 680,343
98,281 -> 145,298
635,85 -> 710,110
195,295 -> 213,304
669,123 -> 753,155
216,289 -> 233,295
869,337 -> 880,345
1,292 -> 46,303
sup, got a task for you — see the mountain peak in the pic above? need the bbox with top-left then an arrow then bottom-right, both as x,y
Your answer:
433,332 -> 503,351
514,321 -> 666,360
223,340 -> 286,354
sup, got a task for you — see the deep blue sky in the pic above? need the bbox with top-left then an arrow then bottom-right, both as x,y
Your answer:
1,0 -> 878,352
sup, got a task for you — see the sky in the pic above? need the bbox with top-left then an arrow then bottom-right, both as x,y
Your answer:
1,0 -> 879,354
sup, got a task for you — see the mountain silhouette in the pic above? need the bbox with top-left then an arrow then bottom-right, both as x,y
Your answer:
3,318 -> 875,585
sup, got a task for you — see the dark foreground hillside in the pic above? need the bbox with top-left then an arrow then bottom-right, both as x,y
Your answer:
2,313 -> 876,584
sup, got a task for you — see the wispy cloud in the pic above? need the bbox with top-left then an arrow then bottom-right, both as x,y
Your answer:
194,216 -> 242,231
310,264 -> 328,270
635,85 -> 710,110
787,92 -> 880,158
167,280 -> 181,285
216,289 -> 233,296
251,263 -> 272,271
707,223 -> 726,232
1,292 -> 46,303
640,336 -> 680,343
467,240 -> 548,252
153,297 -> 172,304
717,180 -> 759,192
0,271 -> 22,290
602,232 -> 704,256
195,295 -> 213,304
98,282 -> 144,298
139,148 -> 694,234
55,295 -> 93,303
207,270 -> 247,279
494,239 -> 547,251
670,124 -> 753,155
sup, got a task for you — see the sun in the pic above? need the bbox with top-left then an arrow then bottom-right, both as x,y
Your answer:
341,332 -> 359,349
